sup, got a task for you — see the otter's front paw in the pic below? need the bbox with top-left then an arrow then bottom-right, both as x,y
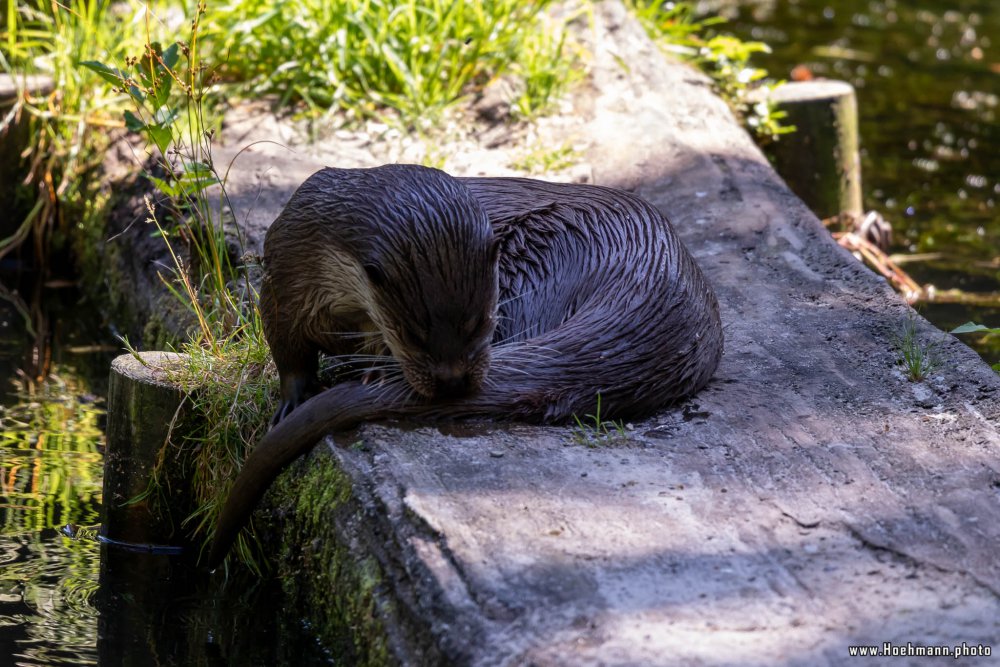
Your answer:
271,398 -> 303,426
272,374 -> 317,426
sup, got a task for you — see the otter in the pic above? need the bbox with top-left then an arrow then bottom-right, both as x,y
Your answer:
261,165 -> 500,424
207,164 -> 723,568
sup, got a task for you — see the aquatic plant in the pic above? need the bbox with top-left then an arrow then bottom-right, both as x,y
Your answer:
952,322 -> 1000,336
951,322 -> 1000,372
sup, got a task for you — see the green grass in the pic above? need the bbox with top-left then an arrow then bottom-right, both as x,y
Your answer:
2,0 -> 579,279
0,0 -> 157,266
2,0 -> 783,274
170,336 -> 276,573
892,314 -> 941,382
198,0 -> 576,126
510,142 -> 581,175
571,394 -> 630,448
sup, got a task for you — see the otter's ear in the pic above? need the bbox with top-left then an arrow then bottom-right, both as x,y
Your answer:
489,237 -> 502,264
364,263 -> 387,287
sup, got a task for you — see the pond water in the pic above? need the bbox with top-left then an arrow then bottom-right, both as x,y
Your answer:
714,0 -> 999,364
0,278 -> 333,665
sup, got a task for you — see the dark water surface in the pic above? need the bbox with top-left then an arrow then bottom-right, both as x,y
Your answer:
0,278 -> 333,665
714,0 -> 999,364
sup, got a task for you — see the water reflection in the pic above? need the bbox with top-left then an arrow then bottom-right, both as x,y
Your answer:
0,528 -> 334,666
0,531 -> 99,665
0,382 -> 104,535
0,280 -> 334,665
0,269 -> 109,665
96,545 -> 333,666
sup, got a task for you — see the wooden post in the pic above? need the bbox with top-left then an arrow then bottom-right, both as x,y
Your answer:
103,352 -> 197,548
767,80 -> 863,222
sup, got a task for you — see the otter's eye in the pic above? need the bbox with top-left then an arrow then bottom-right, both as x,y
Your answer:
363,263 -> 387,287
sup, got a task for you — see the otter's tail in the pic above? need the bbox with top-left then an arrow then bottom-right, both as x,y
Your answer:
205,382 -> 416,570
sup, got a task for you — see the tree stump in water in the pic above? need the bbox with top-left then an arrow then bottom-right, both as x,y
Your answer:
103,352 -> 196,548
768,80 -> 863,222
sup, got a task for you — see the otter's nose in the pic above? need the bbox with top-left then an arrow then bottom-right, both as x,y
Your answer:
432,365 -> 472,398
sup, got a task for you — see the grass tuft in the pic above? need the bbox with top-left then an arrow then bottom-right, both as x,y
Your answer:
510,142 -> 581,174
571,394 -> 630,448
892,314 -> 941,382
168,335 -> 276,574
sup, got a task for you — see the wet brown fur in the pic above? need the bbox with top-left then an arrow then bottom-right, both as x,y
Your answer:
207,164 -> 723,568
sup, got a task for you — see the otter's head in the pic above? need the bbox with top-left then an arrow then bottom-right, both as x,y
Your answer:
355,165 -> 499,400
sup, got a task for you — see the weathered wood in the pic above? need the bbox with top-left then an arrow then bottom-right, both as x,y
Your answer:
103,351 -> 195,546
768,80 -> 864,222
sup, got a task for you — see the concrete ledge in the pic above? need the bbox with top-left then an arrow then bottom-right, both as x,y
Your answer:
99,2 -> 1000,664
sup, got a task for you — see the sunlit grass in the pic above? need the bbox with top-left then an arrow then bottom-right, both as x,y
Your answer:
2,0 -> 580,292
146,335 -> 276,573
510,142 -> 581,174
198,0 -> 576,126
0,1 -> 177,265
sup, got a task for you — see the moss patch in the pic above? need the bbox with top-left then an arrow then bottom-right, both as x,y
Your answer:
262,451 -> 394,665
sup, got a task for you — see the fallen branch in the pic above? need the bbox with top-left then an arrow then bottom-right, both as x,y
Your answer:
829,227 -> 1000,308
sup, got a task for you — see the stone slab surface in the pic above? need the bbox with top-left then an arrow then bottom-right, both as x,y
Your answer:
107,2 -> 1000,664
